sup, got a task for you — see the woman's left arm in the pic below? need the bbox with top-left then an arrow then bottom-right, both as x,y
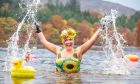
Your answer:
76,29 -> 101,56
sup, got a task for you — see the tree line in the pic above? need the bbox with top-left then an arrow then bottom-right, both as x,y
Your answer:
0,0 -> 140,46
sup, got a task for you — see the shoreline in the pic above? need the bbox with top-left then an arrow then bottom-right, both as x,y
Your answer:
0,44 -> 140,51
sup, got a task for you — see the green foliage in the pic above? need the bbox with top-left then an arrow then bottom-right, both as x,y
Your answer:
116,15 -> 127,27
127,11 -> 140,30
1,22 -> 11,31
65,0 -> 80,12
127,19 -> 135,30
0,0 -> 13,7
116,11 -> 140,30
68,18 -> 80,27
0,0 -> 99,24
38,0 -> 98,24
0,0 -> 21,19
1,0 -> 140,45
131,11 -> 140,22
37,7 -> 50,22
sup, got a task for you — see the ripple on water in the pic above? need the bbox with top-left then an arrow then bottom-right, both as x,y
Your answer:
0,48 -> 140,84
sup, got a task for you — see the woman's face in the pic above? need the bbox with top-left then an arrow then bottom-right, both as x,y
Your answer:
64,38 -> 74,51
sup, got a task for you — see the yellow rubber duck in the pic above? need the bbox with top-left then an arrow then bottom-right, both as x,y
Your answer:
10,58 -> 35,78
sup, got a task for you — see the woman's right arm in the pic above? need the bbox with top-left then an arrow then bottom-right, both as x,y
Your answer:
35,23 -> 61,54
37,32 -> 61,54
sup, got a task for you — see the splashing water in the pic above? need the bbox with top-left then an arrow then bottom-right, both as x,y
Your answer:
100,9 -> 129,75
4,0 -> 40,71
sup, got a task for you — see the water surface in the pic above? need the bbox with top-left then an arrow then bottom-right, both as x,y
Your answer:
0,46 -> 140,84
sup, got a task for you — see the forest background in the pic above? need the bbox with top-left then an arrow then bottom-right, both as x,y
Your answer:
0,0 -> 140,47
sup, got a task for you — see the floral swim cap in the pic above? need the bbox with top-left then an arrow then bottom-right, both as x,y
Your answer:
60,27 -> 76,43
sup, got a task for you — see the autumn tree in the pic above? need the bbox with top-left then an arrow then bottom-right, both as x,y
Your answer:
41,23 -> 60,44
76,20 -> 92,44
51,15 -> 65,30
136,20 -> 140,47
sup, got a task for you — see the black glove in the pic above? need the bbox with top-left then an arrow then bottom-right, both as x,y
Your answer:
34,22 -> 41,33
100,16 -> 112,30
100,18 -> 107,30
101,24 -> 105,30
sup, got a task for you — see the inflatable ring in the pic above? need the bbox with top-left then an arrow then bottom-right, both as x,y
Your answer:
125,54 -> 139,62
10,58 -> 35,78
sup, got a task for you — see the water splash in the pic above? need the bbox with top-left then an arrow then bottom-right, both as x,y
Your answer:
4,0 -> 40,71
100,9 -> 129,75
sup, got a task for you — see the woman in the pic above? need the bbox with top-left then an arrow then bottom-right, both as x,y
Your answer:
35,24 -> 102,73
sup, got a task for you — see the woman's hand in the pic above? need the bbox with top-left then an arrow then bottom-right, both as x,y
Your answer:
34,22 -> 42,33
25,53 -> 30,62
100,16 -> 113,30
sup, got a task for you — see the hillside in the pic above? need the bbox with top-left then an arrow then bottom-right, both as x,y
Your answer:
80,0 -> 136,16
40,0 -> 136,16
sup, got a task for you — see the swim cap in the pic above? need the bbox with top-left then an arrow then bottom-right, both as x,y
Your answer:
60,27 -> 76,43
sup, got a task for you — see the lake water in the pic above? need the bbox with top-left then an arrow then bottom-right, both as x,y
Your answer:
0,46 -> 140,84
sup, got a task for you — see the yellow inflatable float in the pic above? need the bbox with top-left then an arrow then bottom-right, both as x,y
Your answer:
10,58 -> 35,78
125,54 -> 139,62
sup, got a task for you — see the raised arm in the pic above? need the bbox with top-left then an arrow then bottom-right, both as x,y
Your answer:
77,29 -> 101,55
35,24 -> 61,54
